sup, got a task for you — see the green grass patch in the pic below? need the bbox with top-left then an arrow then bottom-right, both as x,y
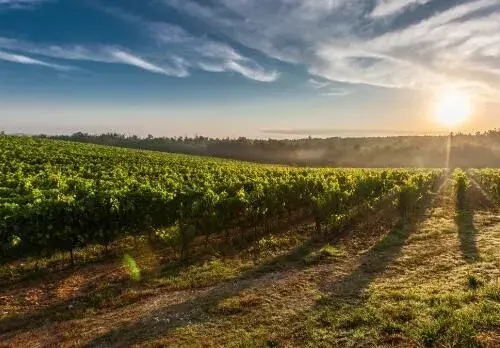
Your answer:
299,282 -> 500,347
156,258 -> 244,289
303,244 -> 346,265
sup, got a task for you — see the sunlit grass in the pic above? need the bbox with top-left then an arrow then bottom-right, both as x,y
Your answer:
123,254 -> 141,282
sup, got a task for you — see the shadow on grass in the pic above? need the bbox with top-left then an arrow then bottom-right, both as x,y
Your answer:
282,181 -> 446,346
0,237 -> 144,287
0,240 -> 175,340
0,217 -> 308,338
0,272 -> 153,340
0,228 -> 319,344
81,199 -> 403,347
318,184 -> 441,298
456,192 -> 479,264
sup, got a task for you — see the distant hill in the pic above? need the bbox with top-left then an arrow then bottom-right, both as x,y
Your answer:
45,130 -> 500,168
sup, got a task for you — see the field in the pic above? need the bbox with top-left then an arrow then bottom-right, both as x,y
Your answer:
1,135 -> 500,347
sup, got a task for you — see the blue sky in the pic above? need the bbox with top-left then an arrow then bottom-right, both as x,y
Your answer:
1,0 -> 499,138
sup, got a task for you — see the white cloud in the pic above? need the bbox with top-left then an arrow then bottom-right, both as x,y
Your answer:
0,34 -> 278,81
0,49 -> 71,70
148,22 -> 192,44
370,0 -> 431,18
110,50 -> 189,77
144,20 -> 279,82
197,60 -> 279,82
226,60 -> 279,82
3,0 -> 497,92
0,38 -> 192,77
97,6 -> 279,82
196,41 -> 243,61
166,0 -> 500,98
307,77 -> 352,96
197,62 -> 226,73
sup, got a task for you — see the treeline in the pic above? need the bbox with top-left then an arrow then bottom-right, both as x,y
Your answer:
45,130 -> 500,168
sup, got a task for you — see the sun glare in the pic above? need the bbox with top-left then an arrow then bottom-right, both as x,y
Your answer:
434,89 -> 472,128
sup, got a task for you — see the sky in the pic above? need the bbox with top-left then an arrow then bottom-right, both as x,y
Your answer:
0,0 -> 499,138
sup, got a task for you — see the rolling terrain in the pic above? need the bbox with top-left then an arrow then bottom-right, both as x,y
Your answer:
0,135 -> 499,347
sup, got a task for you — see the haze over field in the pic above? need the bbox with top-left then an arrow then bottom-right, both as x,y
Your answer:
1,0 -> 500,138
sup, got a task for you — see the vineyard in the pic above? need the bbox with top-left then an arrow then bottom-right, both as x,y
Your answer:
1,135 -> 500,347
0,135 -> 441,261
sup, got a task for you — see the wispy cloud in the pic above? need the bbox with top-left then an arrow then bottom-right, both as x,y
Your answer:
320,88 -> 352,97
225,60 -> 279,82
0,0 -> 50,10
3,0 -> 498,92
102,6 -> 279,82
0,38 -> 191,77
110,50 -> 189,77
166,0 -> 500,98
0,49 -> 71,70
307,77 -> 351,97
370,0 -> 432,18
261,128 -> 441,136
307,78 -> 330,89
158,28 -> 279,82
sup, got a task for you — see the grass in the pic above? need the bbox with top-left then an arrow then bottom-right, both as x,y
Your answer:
156,258 -> 244,289
208,292 -> 264,316
303,244 -> 346,265
468,274 -> 483,290
301,283 -> 500,347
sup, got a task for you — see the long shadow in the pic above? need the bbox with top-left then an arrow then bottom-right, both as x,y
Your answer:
317,183 -> 441,298
0,188 -> 401,338
82,250 -> 316,347
319,220 -> 410,297
0,240 -> 179,339
456,181 -> 480,263
0,237 -> 146,288
0,224 -> 315,342
1,212 -> 305,337
0,272 -> 148,339
83,198 -> 404,347
456,209 -> 479,263
0,227 -> 319,343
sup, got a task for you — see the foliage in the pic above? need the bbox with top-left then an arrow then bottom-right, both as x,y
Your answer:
453,169 -> 470,210
470,168 -> 500,204
0,135 -> 442,260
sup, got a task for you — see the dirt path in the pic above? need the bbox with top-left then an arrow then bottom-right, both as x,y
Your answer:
1,178 -> 499,347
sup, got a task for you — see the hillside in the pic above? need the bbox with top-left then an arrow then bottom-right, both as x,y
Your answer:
49,130 -> 500,168
0,136 -> 499,347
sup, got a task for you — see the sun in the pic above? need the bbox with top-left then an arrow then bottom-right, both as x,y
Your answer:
434,89 -> 472,128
